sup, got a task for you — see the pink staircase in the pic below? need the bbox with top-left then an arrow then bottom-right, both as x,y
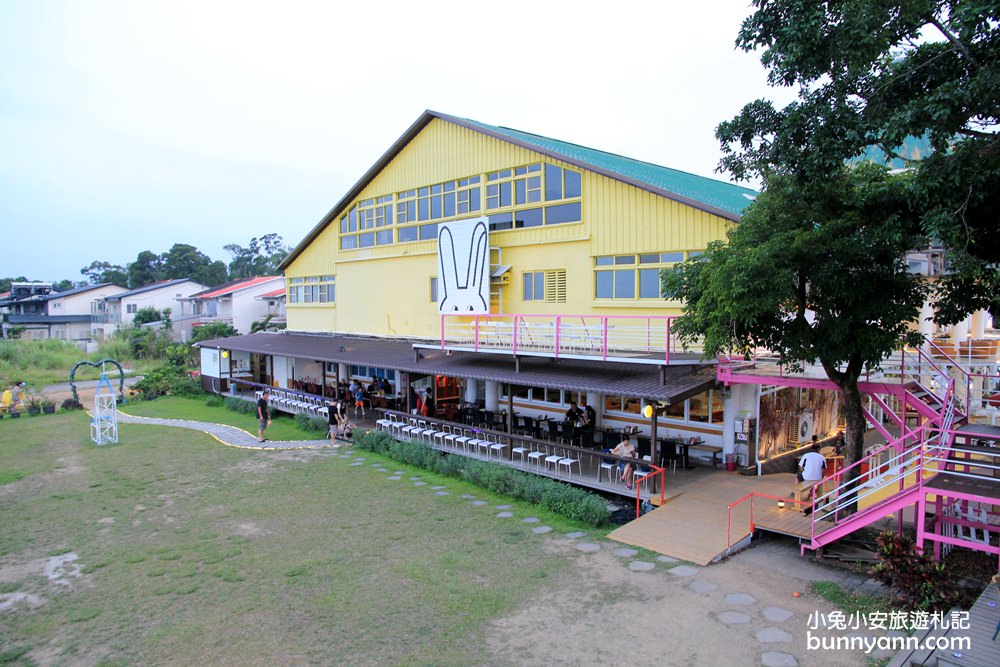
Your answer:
720,344 -> 1000,566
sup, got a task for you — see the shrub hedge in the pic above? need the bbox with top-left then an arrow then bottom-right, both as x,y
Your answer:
353,429 -> 610,527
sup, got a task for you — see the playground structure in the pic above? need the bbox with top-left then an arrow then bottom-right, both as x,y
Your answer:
72,359 -> 124,445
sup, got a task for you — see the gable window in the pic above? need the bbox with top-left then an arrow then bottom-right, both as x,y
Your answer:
339,161 -> 583,248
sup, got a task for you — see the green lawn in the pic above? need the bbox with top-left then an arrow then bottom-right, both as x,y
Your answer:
0,409 -> 601,665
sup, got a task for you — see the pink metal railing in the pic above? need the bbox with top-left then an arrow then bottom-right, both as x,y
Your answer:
633,465 -> 666,519
440,313 -> 690,364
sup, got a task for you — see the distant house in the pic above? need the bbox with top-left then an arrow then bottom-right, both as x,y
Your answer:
92,278 -> 208,340
178,276 -> 284,336
1,282 -> 127,343
254,287 -> 287,329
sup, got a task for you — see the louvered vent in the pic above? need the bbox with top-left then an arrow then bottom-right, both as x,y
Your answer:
545,270 -> 566,303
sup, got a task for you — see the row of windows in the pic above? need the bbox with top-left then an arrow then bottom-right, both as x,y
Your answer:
339,162 -> 583,250
501,385 -> 721,425
594,252 -> 698,300
288,275 -> 336,304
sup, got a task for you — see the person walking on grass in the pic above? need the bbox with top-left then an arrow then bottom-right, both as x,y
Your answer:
257,390 -> 271,442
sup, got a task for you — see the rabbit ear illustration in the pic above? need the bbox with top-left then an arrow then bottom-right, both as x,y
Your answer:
468,221 -> 489,308
438,226 -> 460,306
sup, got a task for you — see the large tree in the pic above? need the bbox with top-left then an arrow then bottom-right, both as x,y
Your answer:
717,0 -> 1000,324
664,165 -> 928,469
127,250 -> 165,288
80,260 -> 128,286
224,233 -> 290,279
161,243 -> 227,287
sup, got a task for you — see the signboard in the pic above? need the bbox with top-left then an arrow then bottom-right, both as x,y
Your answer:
437,216 -> 490,314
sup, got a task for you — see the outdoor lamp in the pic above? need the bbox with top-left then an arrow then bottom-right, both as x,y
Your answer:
221,350 -> 229,359
777,500 -> 786,509
643,402 -> 663,419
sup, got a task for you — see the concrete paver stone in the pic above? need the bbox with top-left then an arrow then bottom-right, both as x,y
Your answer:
689,580 -> 719,594
763,607 -> 794,623
760,652 -> 798,667
718,611 -> 751,625
757,627 -> 794,643
725,592 -> 758,606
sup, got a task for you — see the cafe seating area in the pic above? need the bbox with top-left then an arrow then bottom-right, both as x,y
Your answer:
374,409 -> 723,499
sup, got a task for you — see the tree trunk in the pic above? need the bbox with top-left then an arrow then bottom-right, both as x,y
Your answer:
837,380 -> 867,515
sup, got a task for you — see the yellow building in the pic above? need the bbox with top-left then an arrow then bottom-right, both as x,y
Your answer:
199,110 -> 762,464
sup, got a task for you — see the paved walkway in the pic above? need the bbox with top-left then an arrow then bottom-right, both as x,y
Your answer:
115,412 -> 336,450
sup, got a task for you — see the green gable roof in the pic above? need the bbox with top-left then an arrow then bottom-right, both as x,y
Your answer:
442,113 -> 758,219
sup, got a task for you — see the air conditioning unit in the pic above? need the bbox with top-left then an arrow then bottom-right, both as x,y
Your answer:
798,410 -> 814,443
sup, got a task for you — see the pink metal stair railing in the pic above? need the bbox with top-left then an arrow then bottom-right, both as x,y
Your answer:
633,465 -> 666,519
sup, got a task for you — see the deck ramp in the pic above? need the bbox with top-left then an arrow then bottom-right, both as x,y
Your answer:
608,471 -> 792,565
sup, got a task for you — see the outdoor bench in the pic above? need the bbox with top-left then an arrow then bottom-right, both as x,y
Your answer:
689,443 -> 723,468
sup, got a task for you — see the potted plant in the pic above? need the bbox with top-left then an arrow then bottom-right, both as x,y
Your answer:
26,397 -> 42,416
41,398 -> 56,415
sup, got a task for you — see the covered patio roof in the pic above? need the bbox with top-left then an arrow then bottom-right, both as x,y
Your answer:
196,331 -> 717,404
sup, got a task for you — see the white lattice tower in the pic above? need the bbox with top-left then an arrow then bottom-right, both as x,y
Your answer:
90,371 -> 118,445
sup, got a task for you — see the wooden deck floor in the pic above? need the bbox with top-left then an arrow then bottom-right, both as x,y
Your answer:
608,469 -> 799,565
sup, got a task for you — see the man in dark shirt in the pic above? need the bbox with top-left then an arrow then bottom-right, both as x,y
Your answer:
257,390 -> 271,442
565,401 -> 583,443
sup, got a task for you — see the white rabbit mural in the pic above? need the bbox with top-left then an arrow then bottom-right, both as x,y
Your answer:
437,217 -> 490,313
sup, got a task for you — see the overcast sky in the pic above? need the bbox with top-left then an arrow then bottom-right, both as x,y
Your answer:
0,0 -> 795,283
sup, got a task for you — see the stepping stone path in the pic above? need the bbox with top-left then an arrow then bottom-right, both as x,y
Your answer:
576,542 -> 601,552
349,462 -> 364,467
612,547 -> 638,558
495,504 -> 512,510
431,485 -> 446,490
496,512 -> 513,518
564,531 -> 586,539
460,494 -> 476,500
756,628 -> 793,643
725,592 -> 757,606
522,517 -> 540,524
656,555 -> 679,564
689,580 -> 718,594
433,491 -> 449,496
409,476 -> 421,480
667,565 -> 699,577
413,481 -> 427,486
761,652 -> 798,667
763,607 -> 793,623
718,611 -> 752,625
531,526 -> 552,534
387,476 -> 401,481
628,561 -> 654,572
470,500 -> 487,506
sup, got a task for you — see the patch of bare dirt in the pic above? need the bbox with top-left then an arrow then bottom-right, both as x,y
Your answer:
487,538 -> 880,666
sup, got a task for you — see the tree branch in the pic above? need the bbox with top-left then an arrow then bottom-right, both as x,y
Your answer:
927,15 -> 981,69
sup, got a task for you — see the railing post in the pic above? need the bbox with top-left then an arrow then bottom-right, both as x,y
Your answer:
664,317 -> 670,365
601,317 -> 609,360
473,315 -> 480,352
554,315 -> 561,359
440,314 -> 445,349
512,315 -> 519,356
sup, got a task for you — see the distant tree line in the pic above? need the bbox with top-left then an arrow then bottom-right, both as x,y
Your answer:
1,234 -> 290,292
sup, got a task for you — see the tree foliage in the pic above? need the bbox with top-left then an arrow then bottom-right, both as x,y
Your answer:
224,233 -> 289,279
717,0 -> 1000,323
132,307 -> 164,327
80,261 -> 128,286
190,322 -> 238,344
664,165 -> 928,466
